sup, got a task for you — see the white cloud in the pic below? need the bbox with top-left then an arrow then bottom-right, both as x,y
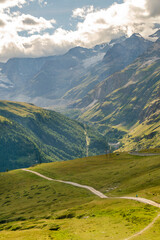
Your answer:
17,14 -> 55,34
0,19 -> 5,27
72,6 -> 94,19
0,0 -> 160,62
146,0 -> 160,17
0,0 -> 27,10
0,11 -> 55,34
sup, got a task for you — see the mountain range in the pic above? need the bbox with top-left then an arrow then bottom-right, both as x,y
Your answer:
0,33 -> 152,107
0,31 -> 159,154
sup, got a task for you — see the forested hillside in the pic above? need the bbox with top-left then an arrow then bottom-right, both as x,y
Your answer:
0,101 -> 106,172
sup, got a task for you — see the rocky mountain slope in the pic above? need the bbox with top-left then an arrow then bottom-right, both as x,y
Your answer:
73,39 -> 160,150
0,34 -> 152,108
0,45 -> 108,106
63,34 -> 152,102
0,100 -> 106,172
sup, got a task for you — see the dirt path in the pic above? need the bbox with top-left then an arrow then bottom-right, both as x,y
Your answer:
22,169 -> 160,207
124,213 -> 160,240
22,169 -> 107,199
119,196 -> 160,208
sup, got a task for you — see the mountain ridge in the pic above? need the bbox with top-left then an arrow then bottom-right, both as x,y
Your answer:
0,33 -> 159,152
0,34 -> 152,108
72,39 -> 160,150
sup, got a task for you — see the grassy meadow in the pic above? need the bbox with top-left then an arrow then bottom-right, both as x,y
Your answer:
0,152 -> 160,239
32,152 -> 160,202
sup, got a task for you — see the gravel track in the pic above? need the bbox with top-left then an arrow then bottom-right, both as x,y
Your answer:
22,169 -> 107,199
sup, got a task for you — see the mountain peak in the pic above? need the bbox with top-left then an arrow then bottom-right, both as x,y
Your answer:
130,33 -> 143,39
149,29 -> 160,38
109,35 -> 127,45
66,46 -> 86,56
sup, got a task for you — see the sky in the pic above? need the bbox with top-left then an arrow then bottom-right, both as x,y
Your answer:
0,0 -> 160,62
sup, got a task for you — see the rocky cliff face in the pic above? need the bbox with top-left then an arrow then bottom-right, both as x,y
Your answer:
64,34 -> 152,103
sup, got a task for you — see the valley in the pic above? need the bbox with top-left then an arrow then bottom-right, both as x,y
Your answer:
0,33 -> 159,240
0,1 -> 160,239
0,100 -> 106,172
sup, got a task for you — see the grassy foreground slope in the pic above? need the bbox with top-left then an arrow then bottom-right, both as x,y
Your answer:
32,152 -> 160,202
0,100 -> 106,172
0,152 -> 160,239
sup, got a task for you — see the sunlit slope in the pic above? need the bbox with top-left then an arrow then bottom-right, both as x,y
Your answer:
119,102 -> 160,151
0,100 -> 106,172
0,152 -> 160,239
76,42 -> 160,149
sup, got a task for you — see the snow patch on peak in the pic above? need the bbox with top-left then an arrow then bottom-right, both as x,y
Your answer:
131,33 -> 143,38
82,53 -> 105,68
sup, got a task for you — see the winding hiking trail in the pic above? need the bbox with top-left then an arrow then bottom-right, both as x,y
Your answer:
22,169 -> 107,199
21,169 -> 160,207
22,168 -> 160,240
119,196 -> 160,208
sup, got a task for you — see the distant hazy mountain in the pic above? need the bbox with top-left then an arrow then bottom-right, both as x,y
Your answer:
103,33 -> 152,69
0,33 -> 152,108
63,34 -> 152,102
149,29 -> 160,38
0,45 -> 108,105
25,47 -> 103,99
0,56 -> 57,102
0,100 -> 106,172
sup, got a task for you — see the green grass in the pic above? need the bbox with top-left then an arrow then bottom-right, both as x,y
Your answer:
130,217 -> 160,240
31,153 -> 160,202
0,152 -> 160,239
0,198 -> 158,240
0,170 -> 94,223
